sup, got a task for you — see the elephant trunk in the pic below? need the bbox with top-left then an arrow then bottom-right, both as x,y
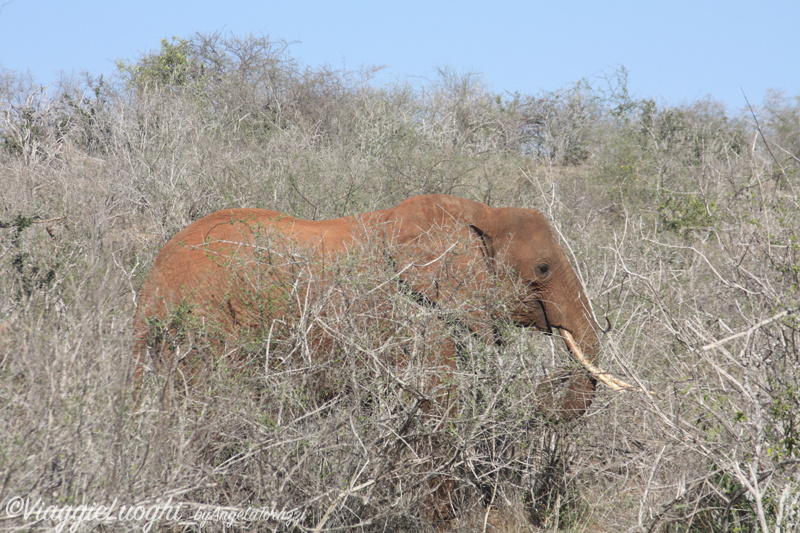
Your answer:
538,276 -> 640,421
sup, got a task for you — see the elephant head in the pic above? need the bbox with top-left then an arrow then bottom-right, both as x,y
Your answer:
382,194 -> 633,420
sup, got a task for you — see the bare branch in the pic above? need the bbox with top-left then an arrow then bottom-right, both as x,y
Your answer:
702,307 -> 798,351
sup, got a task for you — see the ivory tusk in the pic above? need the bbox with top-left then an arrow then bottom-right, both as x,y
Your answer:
559,328 -> 647,393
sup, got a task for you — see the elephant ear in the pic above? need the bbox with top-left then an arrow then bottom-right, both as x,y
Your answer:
383,206 -> 495,334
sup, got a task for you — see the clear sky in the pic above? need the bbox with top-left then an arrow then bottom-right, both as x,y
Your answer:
1,0 -> 798,110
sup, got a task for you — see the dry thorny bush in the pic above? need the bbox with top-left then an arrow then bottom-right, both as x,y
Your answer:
0,32 -> 799,531
131,221 -> 574,531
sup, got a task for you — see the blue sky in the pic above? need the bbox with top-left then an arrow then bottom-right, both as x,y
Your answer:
1,0 -> 798,111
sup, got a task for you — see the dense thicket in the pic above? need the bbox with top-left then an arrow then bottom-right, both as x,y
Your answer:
1,33 -> 798,531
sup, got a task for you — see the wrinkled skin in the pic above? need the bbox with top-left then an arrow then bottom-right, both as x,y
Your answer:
134,194 -> 601,420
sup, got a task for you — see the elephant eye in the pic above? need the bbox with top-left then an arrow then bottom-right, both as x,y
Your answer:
534,263 -> 550,278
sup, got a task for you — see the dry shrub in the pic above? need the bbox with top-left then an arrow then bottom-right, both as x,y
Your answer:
131,222 -> 580,531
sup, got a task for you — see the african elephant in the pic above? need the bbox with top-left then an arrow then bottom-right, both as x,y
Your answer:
133,194 -> 631,419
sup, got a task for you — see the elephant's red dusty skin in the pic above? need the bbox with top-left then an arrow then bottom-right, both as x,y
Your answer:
134,194 -> 638,415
